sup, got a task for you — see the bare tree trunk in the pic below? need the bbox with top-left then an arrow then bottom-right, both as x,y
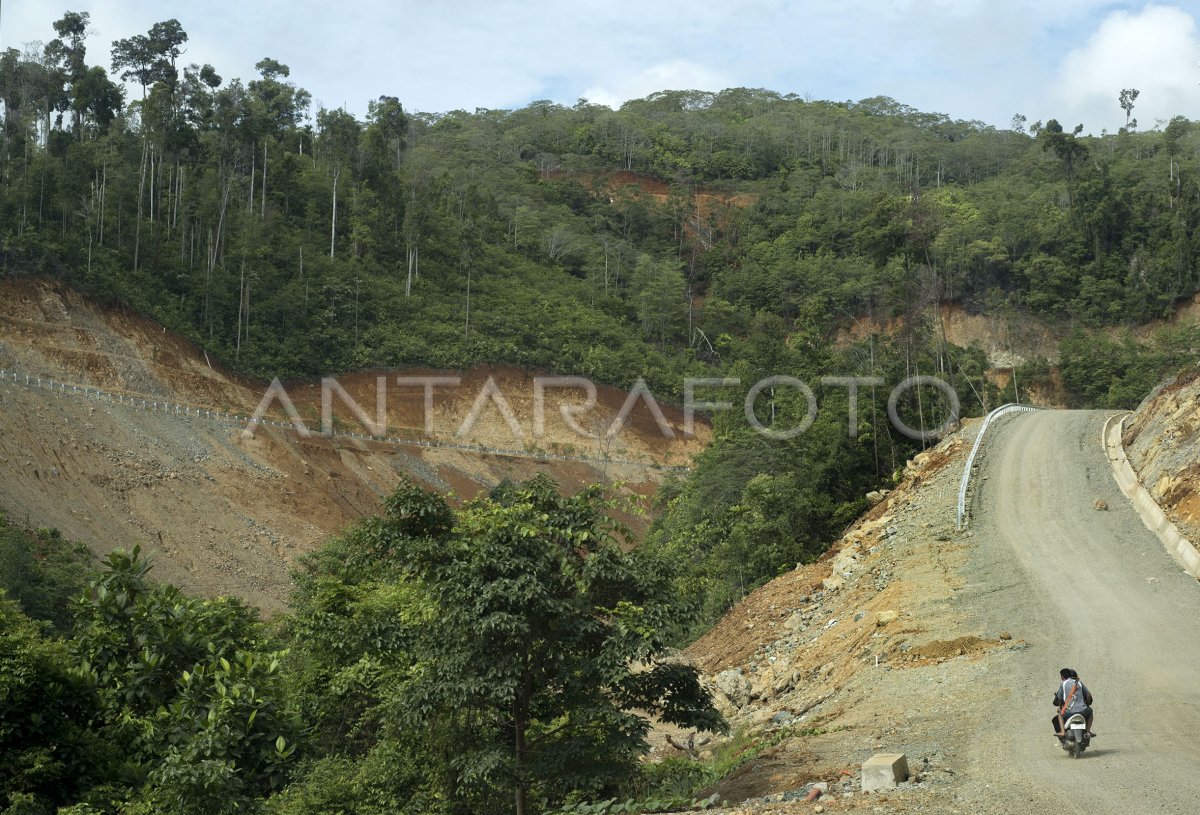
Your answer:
85,192 -> 94,277
687,283 -> 693,340
302,247 -> 309,317
513,648 -> 531,815
245,275 -> 251,349
406,246 -> 414,297
205,172 -> 233,340
206,228 -> 213,333
352,185 -> 360,257
261,141 -> 268,218
464,263 -> 472,339
166,162 -> 173,230
158,147 -> 166,228
176,166 -> 185,261
173,159 -> 181,230
514,727 -> 527,815
98,165 -> 106,247
330,166 -> 340,258
149,146 -> 155,224
236,260 -> 245,359
134,138 -> 147,273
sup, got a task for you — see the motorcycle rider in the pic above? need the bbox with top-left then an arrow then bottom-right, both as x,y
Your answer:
1052,667 -> 1094,738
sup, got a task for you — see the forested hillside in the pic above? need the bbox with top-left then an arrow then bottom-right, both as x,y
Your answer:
6,9 -> 1200,604
5,10 -> 1200,814
4,12 -> 1200,390
6,9 -> 1200,626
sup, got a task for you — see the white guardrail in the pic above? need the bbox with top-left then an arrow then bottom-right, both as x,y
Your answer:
0,368 -> 688,473
956,403 -> 1039,530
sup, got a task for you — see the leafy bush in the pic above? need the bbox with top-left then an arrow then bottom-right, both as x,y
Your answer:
0,515 -> 92,633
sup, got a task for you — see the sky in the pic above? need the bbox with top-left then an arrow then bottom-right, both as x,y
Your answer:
4,0 -> 1200,133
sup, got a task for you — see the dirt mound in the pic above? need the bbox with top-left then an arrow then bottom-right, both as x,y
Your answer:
900,635 -> 998,666
0,278 -> 707,610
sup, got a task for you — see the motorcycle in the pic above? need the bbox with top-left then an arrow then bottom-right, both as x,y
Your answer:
1057,713 -> 1091,758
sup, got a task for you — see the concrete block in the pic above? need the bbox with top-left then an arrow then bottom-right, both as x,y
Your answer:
862,753 -> 909,792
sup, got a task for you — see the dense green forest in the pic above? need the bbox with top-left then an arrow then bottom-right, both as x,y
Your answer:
3,13 -> 1199,389
3,13 -> 1200,811
3,12 -> 1199,621
1,482 -> 732,815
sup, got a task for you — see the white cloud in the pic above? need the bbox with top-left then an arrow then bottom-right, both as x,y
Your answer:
5,0 -> 1198,130
1043,4 -> 1200,133
581,60 -> 734,109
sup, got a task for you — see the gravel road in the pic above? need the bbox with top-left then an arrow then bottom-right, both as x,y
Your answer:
962,409 -> 1200,814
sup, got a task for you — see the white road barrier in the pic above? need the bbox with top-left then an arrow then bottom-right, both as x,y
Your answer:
956,403 -> 1039,530
0,368 -> 687,473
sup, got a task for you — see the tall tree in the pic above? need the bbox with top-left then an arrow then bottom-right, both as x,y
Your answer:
111,34 -> 158,99
1039,119 -> 1088,202
435,477 -> 723,814
49,11 -> 89,136
148,19 -> 188,91
1119,88 -> 1139,130
316,107 -> 360,257
111,18 -> 188,97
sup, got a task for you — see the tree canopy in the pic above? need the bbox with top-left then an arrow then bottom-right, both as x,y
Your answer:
4,21 -> 1200,810
0,476 -> 725,815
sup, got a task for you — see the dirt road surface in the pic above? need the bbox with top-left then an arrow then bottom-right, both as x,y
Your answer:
963,410 -> 1200,813
666,408 -> 1200,815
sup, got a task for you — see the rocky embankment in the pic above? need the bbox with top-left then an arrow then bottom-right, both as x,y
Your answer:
1124,369 -> 1200,543
649,428 -> 1035,813
0,278 -> 701,609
